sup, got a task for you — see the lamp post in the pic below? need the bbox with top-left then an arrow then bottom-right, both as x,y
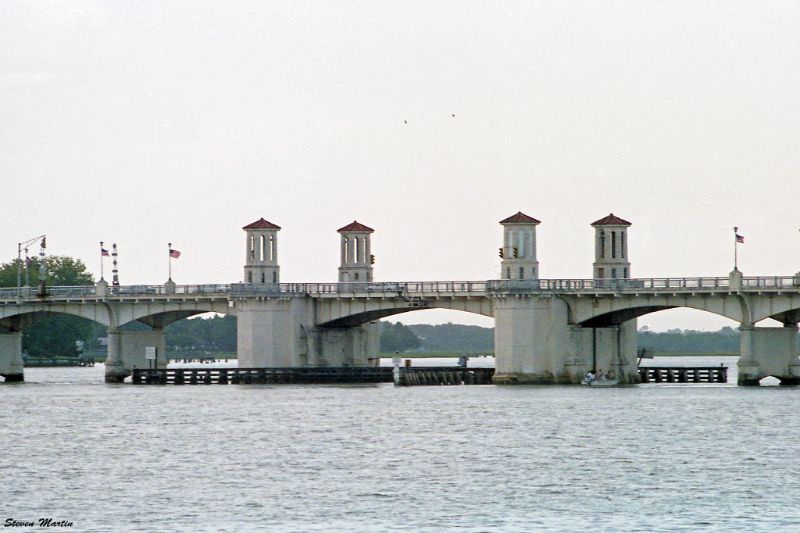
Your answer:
16,234 -> 45,296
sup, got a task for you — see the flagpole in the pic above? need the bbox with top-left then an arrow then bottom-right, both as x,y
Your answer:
733,226 -> 739,270
168,242 -> 172,281
99,241 -> 104,281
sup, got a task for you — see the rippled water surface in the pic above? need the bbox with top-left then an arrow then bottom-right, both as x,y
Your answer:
2,364 -> 800,532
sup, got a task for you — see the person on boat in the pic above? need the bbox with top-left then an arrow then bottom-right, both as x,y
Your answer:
596,369 -> 605,381
584,370 -> 595,383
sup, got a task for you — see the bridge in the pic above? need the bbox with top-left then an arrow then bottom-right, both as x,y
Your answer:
1,213 -> 799,386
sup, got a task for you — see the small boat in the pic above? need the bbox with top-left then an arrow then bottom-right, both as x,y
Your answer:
587,378 -> 619,387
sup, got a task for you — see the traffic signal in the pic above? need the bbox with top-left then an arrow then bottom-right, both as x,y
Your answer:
513,247 -> 519,258
370,254 -> 375,264
498,248 -> 504,258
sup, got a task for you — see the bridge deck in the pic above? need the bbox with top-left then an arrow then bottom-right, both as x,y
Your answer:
2,275 -> 800,303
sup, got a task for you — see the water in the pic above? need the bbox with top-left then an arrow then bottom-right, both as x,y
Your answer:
2,363 -> 800,532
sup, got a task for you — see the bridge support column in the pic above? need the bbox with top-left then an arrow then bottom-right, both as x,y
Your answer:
317,322 -> 380,367
237,297 -> 314,367
105,329 -> 167,383
738,324 -> 800,386
569,322 -> 640,384
493,295 -> 639,384
493,295 -> 579,384
236,297 -> 379,367
0,332 -> 24,383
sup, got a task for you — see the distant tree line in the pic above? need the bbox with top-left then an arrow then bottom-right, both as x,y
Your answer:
165,314 -> 236,353
637,327 -> 741,354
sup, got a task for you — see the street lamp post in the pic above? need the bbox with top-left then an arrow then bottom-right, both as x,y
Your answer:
16,234 -> 45,296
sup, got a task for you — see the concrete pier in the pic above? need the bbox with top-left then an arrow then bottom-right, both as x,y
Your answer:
105,328 -> 167,383
737,324 -> 800,386
0,331 -> 24,382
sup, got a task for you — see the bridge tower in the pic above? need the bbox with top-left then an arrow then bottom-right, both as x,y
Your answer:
338,221 -> 374,282
499,212 -> 541,280
592,213 -> 631,279
243,218 -> 281,285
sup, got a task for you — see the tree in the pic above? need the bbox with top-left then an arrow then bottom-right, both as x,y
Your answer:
0,256 -> 93,287
379,322 -> 421,353
0,255 -> 98,357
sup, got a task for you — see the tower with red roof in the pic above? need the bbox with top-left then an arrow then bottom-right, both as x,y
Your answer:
499,211 -> 541,280
337,221 -> 374,282
591,213 -> 631,279
242,217 -> 281,285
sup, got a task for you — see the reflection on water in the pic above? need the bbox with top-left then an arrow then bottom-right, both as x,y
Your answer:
2,361 -> 798,532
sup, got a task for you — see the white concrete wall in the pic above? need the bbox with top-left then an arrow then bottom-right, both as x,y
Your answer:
494,295 -> 639,384
493,295 -> 573,383
105,329 -> 167,381
0,332 -> 24,381
236,298 -> 309,367
316,322 -> 379,367
738,325 -> 800,385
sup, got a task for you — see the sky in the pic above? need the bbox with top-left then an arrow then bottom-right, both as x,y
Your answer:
2,1 -> 799,330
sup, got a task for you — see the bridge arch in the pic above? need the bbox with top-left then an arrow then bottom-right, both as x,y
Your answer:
315,299 -> 494,328
0,303 -> 112,328
115,301 -> 233,329
570,294 -> 751,327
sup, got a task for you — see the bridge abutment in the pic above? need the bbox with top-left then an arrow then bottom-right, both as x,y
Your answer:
493,295 -> 640,384
317,322 -> 380,367
105,329 -> 167,383
738,324 -> 800,386
236,297 -> 380,367
0,332 -> 24,382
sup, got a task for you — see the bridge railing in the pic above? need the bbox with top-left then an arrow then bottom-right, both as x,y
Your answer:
271,281 -> 488,295
2,276 -> 799,301
487,276 -> 800,292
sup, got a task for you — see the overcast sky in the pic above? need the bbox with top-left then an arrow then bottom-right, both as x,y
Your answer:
2,1 -> 799,330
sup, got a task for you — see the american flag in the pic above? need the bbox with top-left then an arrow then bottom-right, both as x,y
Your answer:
169,249 -> 181,259
101,248 -> 109,256
736,234 -> 744,244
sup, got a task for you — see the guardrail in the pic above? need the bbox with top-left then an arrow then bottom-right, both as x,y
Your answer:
487,276 -> 800,292
1,276 -> 799,301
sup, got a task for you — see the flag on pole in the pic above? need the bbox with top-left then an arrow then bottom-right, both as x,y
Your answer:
736,234 -> 744,244
41,236 -> 46,249
169,249 -> 181,259
101,248 -> 109,256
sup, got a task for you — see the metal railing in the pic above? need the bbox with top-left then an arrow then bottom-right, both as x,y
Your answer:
1,276 -> 799,301
486,276 -> 800,292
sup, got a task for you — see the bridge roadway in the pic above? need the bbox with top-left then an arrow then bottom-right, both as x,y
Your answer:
1,275 -> 799,385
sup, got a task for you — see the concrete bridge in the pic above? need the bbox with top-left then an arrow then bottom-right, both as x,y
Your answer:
1,214 -> 799,386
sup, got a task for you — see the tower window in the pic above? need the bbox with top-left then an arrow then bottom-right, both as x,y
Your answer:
611,231 -> 617,259
506,267 -> 511,279
273,271 -> 277,283
519,267 -> 524,280
261,272 -> 265,283
259,235 -> 265,261
269,235 -> 275,261
247,271 -> 253,283
599,231 -> 605,259
621,232 -> 625,259
354,272 -> 359,280
612,268 -> 617,278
